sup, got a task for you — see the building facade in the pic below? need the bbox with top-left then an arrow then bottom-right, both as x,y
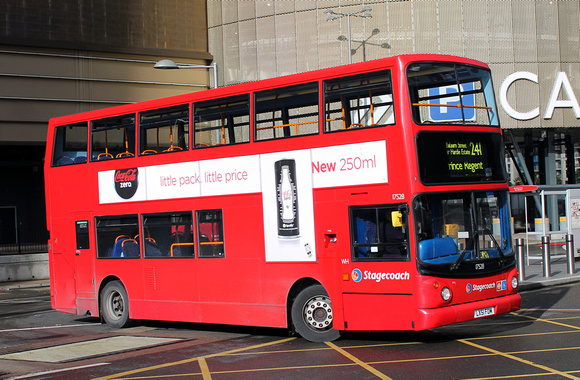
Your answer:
207,0 -> 580,185
0,0 -> 212,254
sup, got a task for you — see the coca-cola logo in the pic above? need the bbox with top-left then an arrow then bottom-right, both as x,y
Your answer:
114,168 -> 139,199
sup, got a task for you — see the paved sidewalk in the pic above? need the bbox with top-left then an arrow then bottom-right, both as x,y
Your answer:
519,254 -> 580,290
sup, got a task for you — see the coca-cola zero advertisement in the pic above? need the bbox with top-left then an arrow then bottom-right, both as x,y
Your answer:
114,168 -> 139,199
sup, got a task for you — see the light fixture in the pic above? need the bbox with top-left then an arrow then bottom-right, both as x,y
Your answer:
154,59 -> 218,89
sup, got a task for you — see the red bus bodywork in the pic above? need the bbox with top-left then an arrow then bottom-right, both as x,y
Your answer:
45,54 -> 520,341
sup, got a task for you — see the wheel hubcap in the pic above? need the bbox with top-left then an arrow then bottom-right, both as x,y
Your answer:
109,291 -> 124,319
303,295 -> 333,331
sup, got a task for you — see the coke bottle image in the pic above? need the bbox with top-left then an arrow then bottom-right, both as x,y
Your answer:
275,159 -> 299,237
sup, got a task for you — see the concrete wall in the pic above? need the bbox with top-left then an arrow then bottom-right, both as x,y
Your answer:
0,254 -> 49,282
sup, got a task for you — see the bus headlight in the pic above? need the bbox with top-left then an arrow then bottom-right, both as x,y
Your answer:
441,287 -> 451,302
511,276 -> 518,290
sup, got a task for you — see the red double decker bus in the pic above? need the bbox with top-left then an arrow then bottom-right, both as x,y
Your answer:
45,54 -> 520,342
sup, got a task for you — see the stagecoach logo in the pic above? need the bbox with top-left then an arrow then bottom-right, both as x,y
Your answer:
114,168 -> 139,199
466,282 -> 497,294
351,268 -> 362,282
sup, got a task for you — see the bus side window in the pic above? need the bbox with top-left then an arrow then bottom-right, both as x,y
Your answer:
139,105 -> 189,155
255,82 -> 319,141
350,205 -> 408,261
52,122 -> 88,166
193,94 -> 250,148
324,70 -> 394,132
142,212 -> 194,257
95,215 -> 139,258
91,114 -> 136,161
196,210 -> 225,258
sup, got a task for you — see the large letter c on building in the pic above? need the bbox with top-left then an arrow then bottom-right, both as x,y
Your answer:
500,71 -> 540,120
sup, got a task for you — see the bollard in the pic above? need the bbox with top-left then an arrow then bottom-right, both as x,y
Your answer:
516,238 -> 525,282
541,235 -> 551,278
566,234 -> 575,275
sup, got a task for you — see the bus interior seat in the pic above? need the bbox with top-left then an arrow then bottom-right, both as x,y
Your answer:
112,236 -> 128,257
144,238 -> 163,256
122,239 -> 140,257
73,156 -> 87,163
56,156 -> 74,166
418,237 -> 457,261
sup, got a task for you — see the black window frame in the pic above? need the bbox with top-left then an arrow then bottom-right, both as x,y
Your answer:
52,122 -> 88,166
350,204 -> 410,262
196,209 -> 225,258
324,70 -> 395,132
141,211 -> 195,258
254,82 -> 319,141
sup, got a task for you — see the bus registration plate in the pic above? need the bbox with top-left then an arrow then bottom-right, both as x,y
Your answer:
474,306 -> 495,318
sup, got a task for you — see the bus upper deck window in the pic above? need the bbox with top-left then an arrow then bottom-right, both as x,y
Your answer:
139,105 -> 189,155
193,94 -> 250,148
52,122 -> 88,166
90,114 -> 136,161
255,82 -> 319,141
324,70 -> 394,132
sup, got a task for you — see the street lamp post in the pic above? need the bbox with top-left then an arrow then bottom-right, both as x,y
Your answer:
325,6 -> 373,64
338,28 -> 390,61
154,59 -> 218,89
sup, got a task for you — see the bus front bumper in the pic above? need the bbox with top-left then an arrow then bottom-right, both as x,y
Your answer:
414,293 -> 521,331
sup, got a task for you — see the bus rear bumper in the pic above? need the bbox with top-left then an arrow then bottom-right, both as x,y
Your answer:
415,293 -> 521,330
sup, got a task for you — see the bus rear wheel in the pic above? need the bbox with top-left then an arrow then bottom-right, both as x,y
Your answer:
100,280 -> 130,328
291,284 -> 342,342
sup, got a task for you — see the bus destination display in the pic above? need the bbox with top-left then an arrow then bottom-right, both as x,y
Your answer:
416,131 -> 506,184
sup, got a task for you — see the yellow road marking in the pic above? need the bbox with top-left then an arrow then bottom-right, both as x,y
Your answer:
325,341 -> 391,380
198,357 -> 211,380
511,311 -> 580,330
459,339 -> 580,380
93,337 -> 296,380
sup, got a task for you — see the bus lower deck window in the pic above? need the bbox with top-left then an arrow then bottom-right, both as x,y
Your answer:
196,210 -> 225,258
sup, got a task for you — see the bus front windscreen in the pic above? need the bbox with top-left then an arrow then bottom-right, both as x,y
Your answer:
413,191 -> 515,277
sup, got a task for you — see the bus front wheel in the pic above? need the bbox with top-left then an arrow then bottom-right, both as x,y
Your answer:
100,280 -> 130,328
291,284 -> 342,342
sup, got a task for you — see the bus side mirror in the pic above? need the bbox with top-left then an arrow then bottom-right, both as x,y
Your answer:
391,211 -> 403,227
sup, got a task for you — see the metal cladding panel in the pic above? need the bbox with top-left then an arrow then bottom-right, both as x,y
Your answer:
256,0 -> 275,18
222,0 -> 239,25
275,0 -> 295,14
238,0 -> 256,21
492,63 -> 518,129
318,10 -> 340,70
535,1 -> 561,63
240,20 -> 259,83
414,1 -> 439,55
275,13 -> 298,77
388,1 -> 414,56
207,0 -> 222,28
463,1 -> 490,63
489,1 -> 514,63
223,23 -> 242,84
296,11 -> 320,73
512,1 -> 538,63
558,2 -> 580,63
438,1 -> 464,56
256,16 -> 277,81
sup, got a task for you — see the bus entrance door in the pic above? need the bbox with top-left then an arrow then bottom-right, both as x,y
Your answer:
73,218 -> 96,297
